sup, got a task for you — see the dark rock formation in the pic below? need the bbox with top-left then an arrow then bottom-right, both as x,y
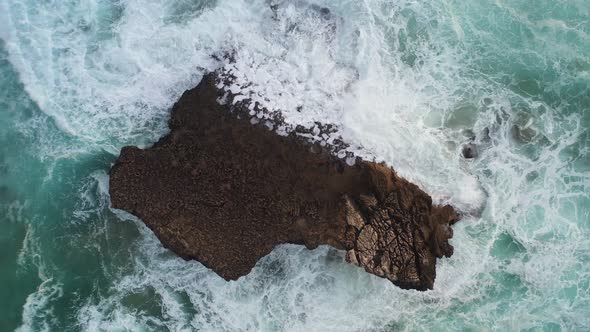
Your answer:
109,73 -> 459,290
462,142 -> 478,159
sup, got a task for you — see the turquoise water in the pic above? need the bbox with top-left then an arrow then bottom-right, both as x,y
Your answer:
0,0 -> 588,331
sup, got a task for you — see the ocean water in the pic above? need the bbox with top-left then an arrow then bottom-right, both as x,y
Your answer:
0,0 -> 588,330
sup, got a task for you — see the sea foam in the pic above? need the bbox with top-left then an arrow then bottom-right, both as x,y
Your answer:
2,0 -> 589,330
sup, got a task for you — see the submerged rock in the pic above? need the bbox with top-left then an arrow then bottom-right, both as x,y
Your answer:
462,142 -> 478,159
511,124 -> 537,144
109,73 -> 460,291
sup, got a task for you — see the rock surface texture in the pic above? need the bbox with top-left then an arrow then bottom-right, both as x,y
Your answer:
109,73 -> 459,290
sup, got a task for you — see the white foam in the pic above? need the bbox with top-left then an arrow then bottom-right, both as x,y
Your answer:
14,222 -> 64,332
4,0 -> 589,330
2,0 -> 220,149
2,0 -> 485,211
16,278 -> 63,332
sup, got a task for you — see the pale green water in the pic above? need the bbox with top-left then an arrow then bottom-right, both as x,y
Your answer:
0,0 -> 589,331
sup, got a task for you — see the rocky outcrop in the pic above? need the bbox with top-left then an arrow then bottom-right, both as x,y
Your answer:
109,73 -> 459,290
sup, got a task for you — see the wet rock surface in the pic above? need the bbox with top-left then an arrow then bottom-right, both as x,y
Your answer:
462,142 -> 478,159
109,73 -> 460,290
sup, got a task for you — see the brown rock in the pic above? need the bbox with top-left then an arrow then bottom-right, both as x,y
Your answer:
109,73 -> 460,290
